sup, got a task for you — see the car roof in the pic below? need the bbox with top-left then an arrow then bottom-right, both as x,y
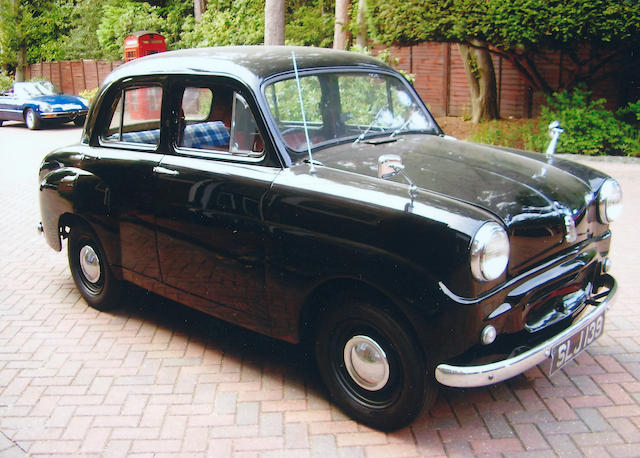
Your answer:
102,46 -> 392,88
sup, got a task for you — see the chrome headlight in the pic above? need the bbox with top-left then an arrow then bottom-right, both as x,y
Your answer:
470,222 -> 510,281
597,178 -> 622,224
40,102 -> 53,112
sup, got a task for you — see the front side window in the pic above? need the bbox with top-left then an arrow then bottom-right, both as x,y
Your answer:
264,72 -> 436,153
102,85 -> 163,146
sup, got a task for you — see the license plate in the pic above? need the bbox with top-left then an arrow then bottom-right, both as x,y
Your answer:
549,311 -> 605,375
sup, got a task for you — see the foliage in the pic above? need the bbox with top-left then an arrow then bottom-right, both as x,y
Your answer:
79,86 -> 99,104
159,0 -> 192,47
96,0 -> 166,60
470,119 -> 541,152
539,87 -> 639,156
367,0 -> 640,93
616,100 -> 640,125
470,88 -> 640,156
285,1 -> 334,47
0,70 -> 12,91
181,0 -> 335,49
54,0 -> 108,60
180,0 -> 264,48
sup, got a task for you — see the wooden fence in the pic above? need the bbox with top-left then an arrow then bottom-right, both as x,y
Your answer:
377,42 -> 637,118
26,60 -> 122,96
25,45 -> 638,119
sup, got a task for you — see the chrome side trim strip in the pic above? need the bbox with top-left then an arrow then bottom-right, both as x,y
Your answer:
435,275 -> 616,388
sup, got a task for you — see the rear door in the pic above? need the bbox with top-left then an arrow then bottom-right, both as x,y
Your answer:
89,81 -> 166,284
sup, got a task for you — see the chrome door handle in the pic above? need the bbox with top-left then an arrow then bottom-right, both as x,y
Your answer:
153,166 -> 179,176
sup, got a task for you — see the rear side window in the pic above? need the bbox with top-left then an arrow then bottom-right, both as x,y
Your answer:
102,86 -> 163,146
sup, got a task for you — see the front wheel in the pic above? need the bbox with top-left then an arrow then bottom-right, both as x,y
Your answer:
68,223 -> 121,311
315,298 -> 437,431
73,116 -> 86,127
24,108 -> 40,130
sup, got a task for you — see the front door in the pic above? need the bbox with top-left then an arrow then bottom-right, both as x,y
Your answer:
153,82 -> 279,334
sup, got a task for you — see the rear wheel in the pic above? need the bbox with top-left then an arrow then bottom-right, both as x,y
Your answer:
315,297 -> 437,431
68,223 -> 121,311
24,108 -> 40,130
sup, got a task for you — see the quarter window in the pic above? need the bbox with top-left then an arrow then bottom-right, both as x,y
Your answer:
103,86 -> 163,146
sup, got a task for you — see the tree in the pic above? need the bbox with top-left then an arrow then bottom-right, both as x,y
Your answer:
265,0 -> 284,45
368,0 -> 640,121
194,0 -> 206,20
354,0 -> 367,48
333,0 -> 349,49
458,41 -> 498,122
0,0 -> 72,79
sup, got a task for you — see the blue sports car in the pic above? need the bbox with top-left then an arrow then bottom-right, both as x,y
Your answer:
0,81 -> 89,130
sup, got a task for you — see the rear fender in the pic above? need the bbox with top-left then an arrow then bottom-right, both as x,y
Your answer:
39,167 -> 119,267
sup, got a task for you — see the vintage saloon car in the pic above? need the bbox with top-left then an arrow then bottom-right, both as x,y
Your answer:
38,46 -> 620,430
0,81 -> 89,130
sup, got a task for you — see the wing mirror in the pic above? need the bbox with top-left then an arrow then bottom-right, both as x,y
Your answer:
377,154 -> 404,179
378,154 -> 418,212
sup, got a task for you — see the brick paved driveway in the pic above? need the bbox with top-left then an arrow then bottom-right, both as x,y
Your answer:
1,123 -> 639,457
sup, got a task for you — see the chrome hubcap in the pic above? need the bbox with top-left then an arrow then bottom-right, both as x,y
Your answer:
79,245 -> 101,284
343,335 -> 389,391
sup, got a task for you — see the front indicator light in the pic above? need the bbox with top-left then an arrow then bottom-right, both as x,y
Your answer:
481,325 -> 497,345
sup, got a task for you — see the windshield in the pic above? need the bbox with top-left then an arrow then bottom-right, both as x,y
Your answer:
13,81 -> 61,98
264,71 -> 437,153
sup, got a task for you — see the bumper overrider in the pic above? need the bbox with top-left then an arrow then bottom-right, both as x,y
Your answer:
435,274 -> 616,388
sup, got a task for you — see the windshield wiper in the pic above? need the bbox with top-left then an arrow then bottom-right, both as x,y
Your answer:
389,117 -> 412,139
354,107 -> 386,144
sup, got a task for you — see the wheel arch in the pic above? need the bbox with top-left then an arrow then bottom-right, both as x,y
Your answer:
298,277 -> 429,360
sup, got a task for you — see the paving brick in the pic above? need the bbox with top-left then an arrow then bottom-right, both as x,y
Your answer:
575,407 -> 612,432
285,423 -> 310,449
2,131 -> 640,457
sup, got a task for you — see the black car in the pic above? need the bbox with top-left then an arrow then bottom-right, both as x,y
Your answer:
0,81 -> 89,130
38,46 -> 620,430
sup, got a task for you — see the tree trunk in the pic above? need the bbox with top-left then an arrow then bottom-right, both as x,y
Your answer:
14,46 -> 27,82
194,0 -> 206,21
458,41 -> 499,123
355,0 -> 367,48
333,0 -> 350,50
264,0 -> 285,46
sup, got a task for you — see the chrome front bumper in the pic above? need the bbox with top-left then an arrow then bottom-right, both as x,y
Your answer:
435,275 -> 617,388
40,110 -> 88,120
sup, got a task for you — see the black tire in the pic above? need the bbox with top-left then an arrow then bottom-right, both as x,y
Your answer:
73,116 -> 86,127
315,298 -> 437,431
25,108 -> 40,130
68,223 -> 121,311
